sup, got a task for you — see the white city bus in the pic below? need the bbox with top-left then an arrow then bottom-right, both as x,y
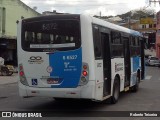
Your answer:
17,14 -> 145,103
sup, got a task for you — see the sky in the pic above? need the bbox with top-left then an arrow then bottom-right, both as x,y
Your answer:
21,0 -> 160,16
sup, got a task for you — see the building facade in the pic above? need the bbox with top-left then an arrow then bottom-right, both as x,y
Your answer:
0,0 -> 40,66
42,10 -> 69,15
156,11 -> 160,58
120,17 -> 157,56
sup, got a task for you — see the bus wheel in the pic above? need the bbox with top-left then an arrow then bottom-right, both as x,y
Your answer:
131,73 -> 140,92
110,77 -> 120,104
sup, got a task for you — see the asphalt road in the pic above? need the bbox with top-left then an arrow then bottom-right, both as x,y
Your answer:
0,66 -> 160,120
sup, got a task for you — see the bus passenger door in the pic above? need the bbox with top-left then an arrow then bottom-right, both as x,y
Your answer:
101,32 -> 111,96
140,39 -> 145,80
123,38 -> 131,87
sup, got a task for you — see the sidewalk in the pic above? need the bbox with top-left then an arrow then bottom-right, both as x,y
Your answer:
0,73 -> 18,85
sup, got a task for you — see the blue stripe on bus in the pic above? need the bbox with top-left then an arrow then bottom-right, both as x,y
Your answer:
131,56 -> 141,86
49,48 -> 82,88
132,56 -> 140,72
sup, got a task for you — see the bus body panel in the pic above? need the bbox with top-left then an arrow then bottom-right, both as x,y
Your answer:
111,58 -> 125,92
17,14 -> 145,101
17,15 -> 97,100
49,48 -> 82,88
18,48 -> 82,88
94,60 -> 104,100
80,15 -> 96,81
19,79 -> 95,99
80,15 -> 97,99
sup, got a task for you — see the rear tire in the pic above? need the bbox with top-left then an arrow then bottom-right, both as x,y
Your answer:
110,77 -> 120,104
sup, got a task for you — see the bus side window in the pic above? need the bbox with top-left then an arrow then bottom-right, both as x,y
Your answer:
111,31 -> 121,44
111,31 -> 123,57
93,25 -> 102,59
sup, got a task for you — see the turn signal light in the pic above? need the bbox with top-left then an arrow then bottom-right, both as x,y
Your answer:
19,66 -> 23,71
83,65 -> 87,69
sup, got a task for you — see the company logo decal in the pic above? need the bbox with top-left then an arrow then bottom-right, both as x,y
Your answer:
28,56 -> 44,64
115,63 -> 123,72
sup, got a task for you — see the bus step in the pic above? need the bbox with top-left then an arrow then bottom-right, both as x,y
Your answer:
124,87 -> 130,92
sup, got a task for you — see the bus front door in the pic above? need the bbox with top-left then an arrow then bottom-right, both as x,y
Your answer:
140,39 -> 145,80
101,32 -> 111,96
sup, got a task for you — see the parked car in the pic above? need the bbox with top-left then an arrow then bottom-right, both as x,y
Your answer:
146,56 -> 160,66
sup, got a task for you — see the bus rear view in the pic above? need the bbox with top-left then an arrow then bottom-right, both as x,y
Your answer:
17,15 -> 88,99
18,14 -> 144,103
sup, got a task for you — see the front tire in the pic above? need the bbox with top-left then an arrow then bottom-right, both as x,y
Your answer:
110,77 -> 120,104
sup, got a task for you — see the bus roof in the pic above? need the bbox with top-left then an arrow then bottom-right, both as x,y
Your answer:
22,14 -> 80,23
89,15 -> 143,37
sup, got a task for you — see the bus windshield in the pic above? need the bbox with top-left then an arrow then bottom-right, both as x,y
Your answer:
22,19 -> 81,52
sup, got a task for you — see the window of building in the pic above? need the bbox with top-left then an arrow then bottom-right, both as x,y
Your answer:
142,25 -> 146,29
149,24 -> 152,28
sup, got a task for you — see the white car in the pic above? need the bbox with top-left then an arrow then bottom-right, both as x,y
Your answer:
146,56 -> 160,66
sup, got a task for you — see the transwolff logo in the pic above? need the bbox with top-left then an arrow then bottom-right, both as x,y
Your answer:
28,56 -> 44,64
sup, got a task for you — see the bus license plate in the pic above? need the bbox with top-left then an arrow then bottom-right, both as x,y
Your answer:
47,78 -> 59,84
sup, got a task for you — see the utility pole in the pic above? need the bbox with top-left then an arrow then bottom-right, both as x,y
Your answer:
99,11 -> 101,18
128,11 -> 132,29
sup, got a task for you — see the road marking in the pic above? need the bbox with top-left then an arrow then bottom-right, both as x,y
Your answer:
145,76 -> 152,80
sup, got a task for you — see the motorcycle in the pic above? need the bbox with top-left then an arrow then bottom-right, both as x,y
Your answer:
0,57 -> 14,76
0,65 -> 14,76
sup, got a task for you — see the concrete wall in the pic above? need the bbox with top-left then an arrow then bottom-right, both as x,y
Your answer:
0,0 -> 41,38
156,11 -> 160,58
